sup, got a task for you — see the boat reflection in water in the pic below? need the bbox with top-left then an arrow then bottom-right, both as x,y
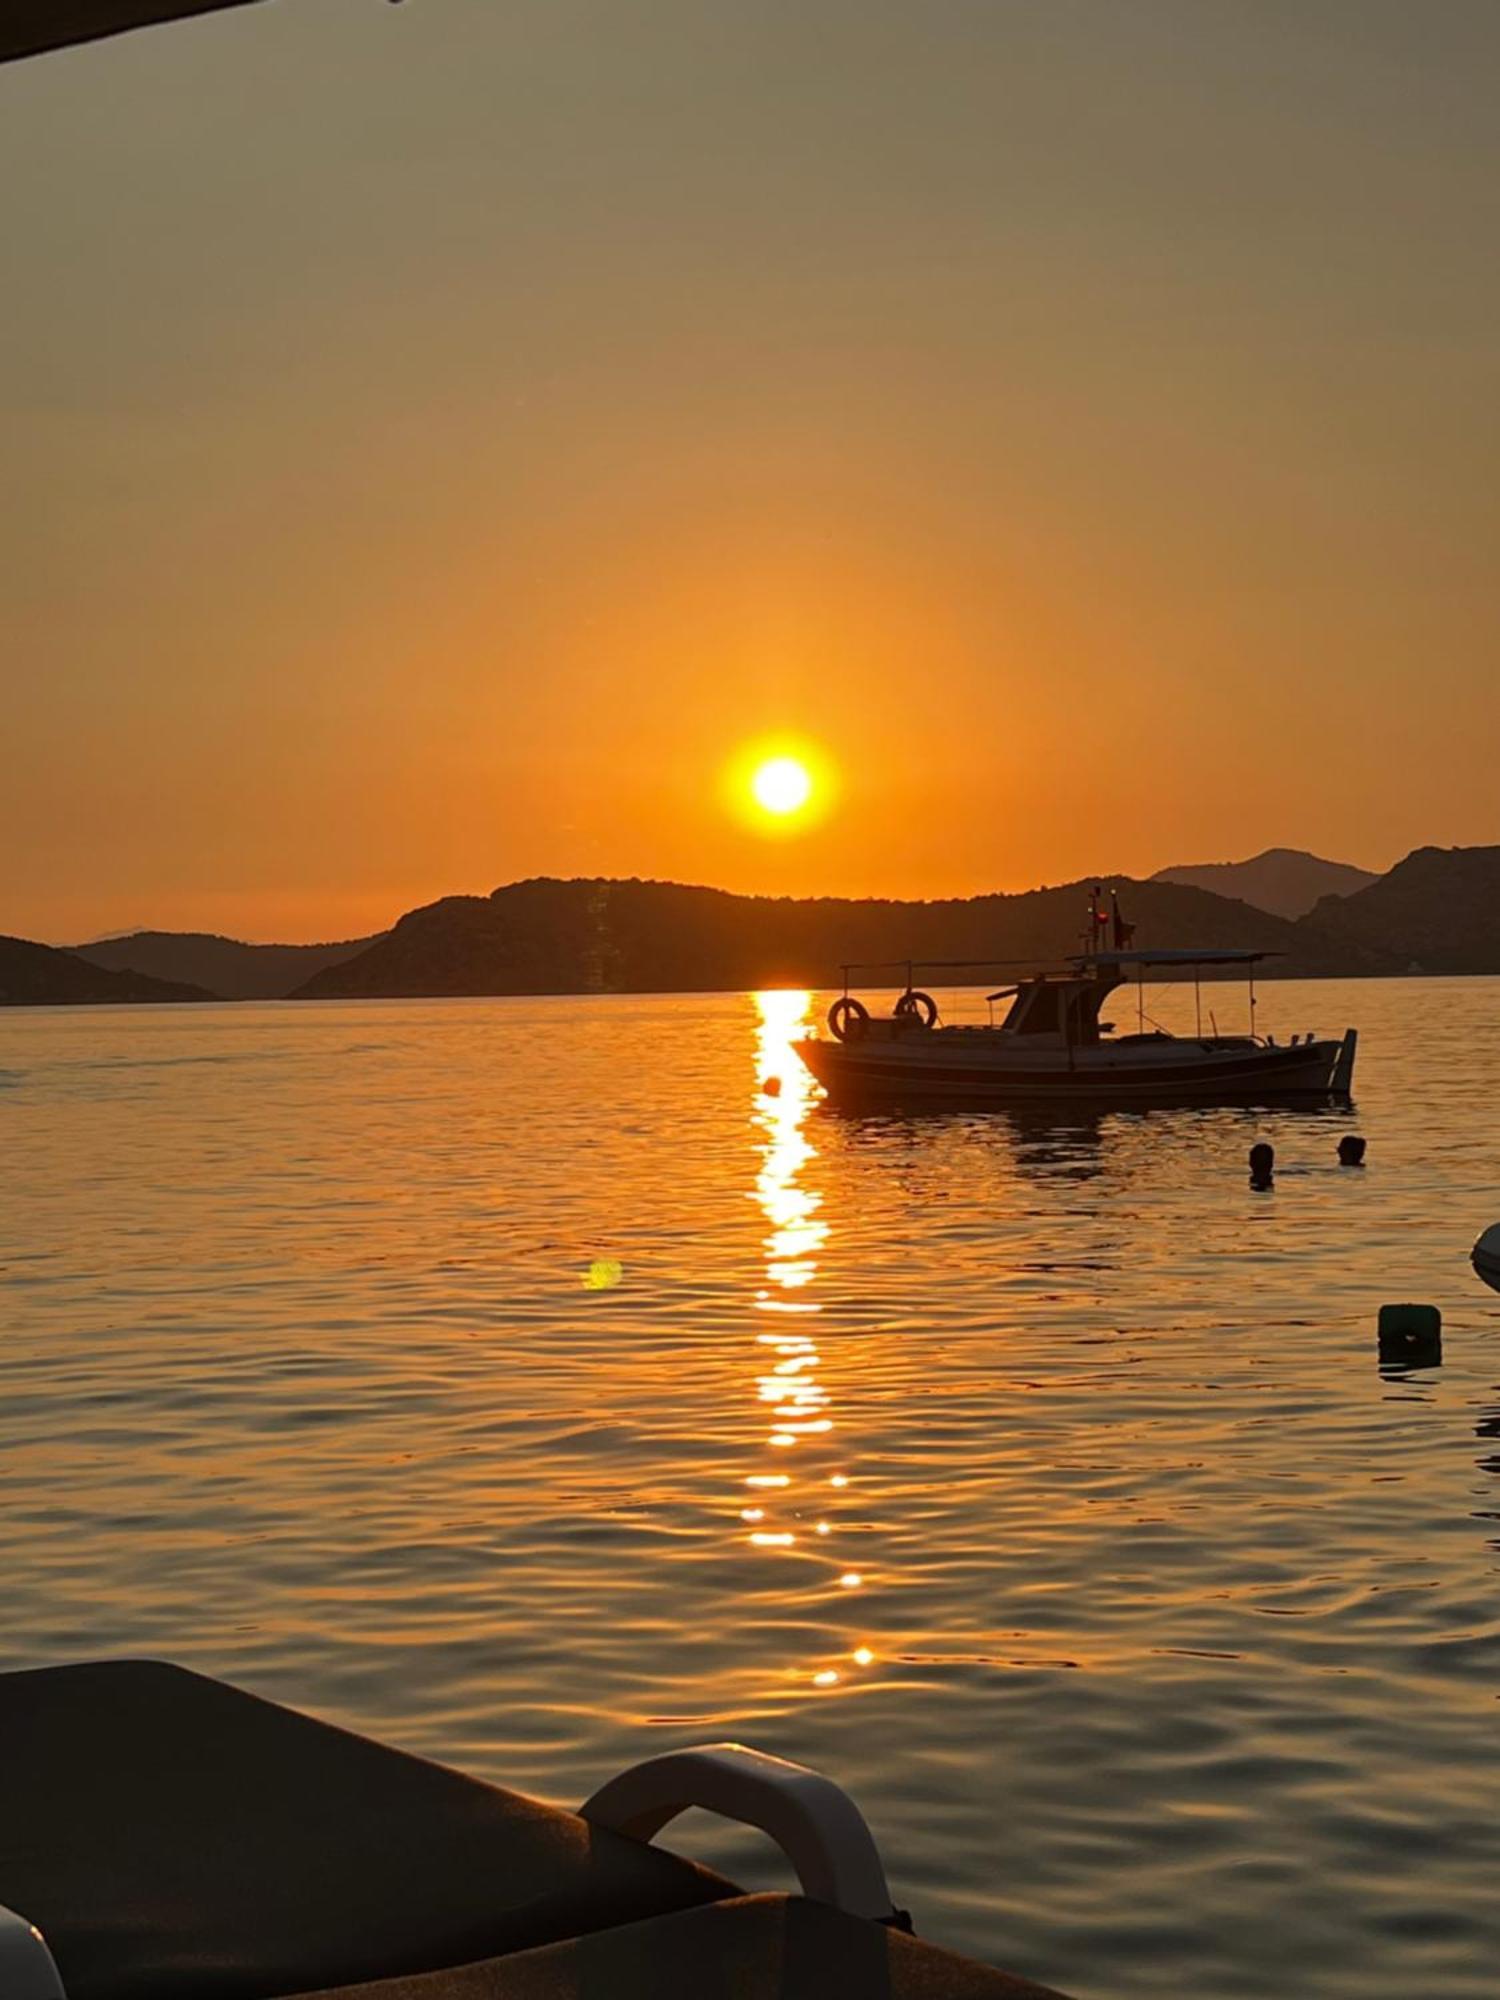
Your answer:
821,1095 -> 1111,1186
746,991 -> 875,1693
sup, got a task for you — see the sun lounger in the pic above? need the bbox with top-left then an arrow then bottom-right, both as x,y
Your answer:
294,1895 -> 1068,1999
1,3 -> 265,65
0,1660 -> 1072,2000
0,1662 -> 732,2000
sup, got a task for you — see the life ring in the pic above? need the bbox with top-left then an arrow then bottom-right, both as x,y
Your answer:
893,988 -> 938,1029
827,996 -> 871,1042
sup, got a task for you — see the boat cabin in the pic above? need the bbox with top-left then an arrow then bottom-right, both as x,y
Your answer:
992,969 -> 1124,1048
990,950 -> 1274,1046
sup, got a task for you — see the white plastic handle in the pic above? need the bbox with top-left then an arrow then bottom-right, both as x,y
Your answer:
581,1742 -> 896,1923
0,1906 -> 66,2000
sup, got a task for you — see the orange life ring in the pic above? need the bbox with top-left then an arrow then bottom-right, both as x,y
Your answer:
827,996 -> 871,1042
893,989 -> 938,1029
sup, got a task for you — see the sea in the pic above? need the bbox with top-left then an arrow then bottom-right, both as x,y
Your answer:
3,977 -> 1498,1999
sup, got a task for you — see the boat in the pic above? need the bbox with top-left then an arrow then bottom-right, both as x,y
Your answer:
795,912 -> 1357,1108
0,1659 -> 1074,2000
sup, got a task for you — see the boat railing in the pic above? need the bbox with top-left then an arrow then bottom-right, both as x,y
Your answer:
830,947 -> 1285,1041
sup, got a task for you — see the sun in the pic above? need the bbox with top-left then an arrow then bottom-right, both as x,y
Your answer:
724,737 -> 835,839
751,755 -> 813,817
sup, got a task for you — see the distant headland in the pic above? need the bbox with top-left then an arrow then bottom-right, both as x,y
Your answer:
2,845 -> 1494,1007
1148,847 -> 1380,920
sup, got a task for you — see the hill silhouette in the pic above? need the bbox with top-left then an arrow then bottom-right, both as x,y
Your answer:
1152,847 -> 1380,919
75,930 -> 380,1001
0,936 -> 212,1006
1297,845 -> 1500,973
293,874 -> 1395,1002
13,844 -> 1492,1007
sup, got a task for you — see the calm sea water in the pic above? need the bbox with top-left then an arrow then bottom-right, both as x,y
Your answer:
3,978 -> 1499,1998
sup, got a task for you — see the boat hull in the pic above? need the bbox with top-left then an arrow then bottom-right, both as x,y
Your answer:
796,1029 -> 1356,1107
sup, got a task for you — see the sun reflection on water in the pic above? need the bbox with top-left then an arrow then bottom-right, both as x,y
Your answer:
748,990 -> 878,1691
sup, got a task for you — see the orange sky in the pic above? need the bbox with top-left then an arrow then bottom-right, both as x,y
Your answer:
3,2 -> 1498,942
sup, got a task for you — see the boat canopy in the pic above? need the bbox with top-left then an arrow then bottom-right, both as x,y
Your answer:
838,948 -> 1277,981
838,958 -> 1054,977
3,1 -> 274,64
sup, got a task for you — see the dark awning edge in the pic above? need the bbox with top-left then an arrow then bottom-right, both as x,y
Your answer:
838,947 -> 1279,979
2,1 -> 269,65
1066,948 -> 1279,968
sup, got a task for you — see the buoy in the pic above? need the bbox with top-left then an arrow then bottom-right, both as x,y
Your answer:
1337,1135 -> 1367,1167
1377,1302 -> 1442,1368
1473,1224 -> 1500,1294
763,1075 -> 782,1098
1249,1141 -> 1274,1189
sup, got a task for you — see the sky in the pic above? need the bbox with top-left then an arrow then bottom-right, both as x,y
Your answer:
3,0 -> 1498,943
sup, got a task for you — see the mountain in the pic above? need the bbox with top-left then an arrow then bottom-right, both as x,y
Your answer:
0,935 -> 212,1006
293,874 -> 1392,1002
74,930 -> 381,1002
1298,844 -> 1500,973
29,843 -> 1491,1007
1152,848 -> 1381,920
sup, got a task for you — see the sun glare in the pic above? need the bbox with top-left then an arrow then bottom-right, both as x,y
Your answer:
751,756 -> 813,817
725,740 -> 834,839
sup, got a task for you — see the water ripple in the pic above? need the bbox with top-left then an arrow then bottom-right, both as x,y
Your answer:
2,981 -> 1499,1998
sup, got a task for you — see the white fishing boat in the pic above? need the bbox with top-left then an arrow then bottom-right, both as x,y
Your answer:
796,899 -> 1357,1108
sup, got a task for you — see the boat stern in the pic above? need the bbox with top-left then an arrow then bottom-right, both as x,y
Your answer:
1330,1027 -> 1358,1097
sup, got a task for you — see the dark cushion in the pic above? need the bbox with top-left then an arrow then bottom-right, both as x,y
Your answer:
294,1895 -> 1074,2000
0,3 -> 259,65
0,1661 -> 735,2000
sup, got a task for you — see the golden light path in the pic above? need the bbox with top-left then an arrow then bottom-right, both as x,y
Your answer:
748,989 -> 876,1693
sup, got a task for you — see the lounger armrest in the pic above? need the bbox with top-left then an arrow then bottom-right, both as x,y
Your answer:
581,1743 -> 897,1923
0,1905 -> 66,2000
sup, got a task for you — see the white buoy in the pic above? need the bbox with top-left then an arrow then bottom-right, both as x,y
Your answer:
1473,1224 -> 1500,1294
